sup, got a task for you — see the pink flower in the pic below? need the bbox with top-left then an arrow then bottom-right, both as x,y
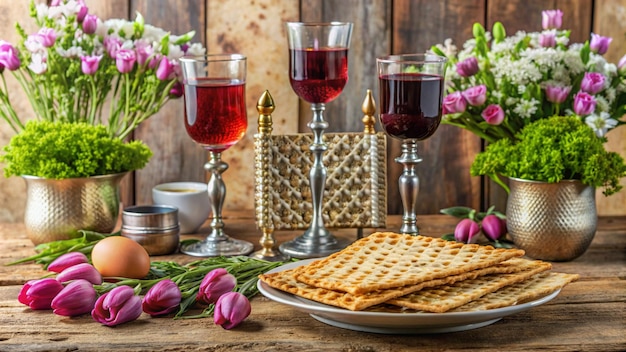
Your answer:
619,54 -> 626,70
573,91 -> 596,116
539,31 -> 556,48
214,292 -> 251,330
80,55 -> 102,75
142,279 -> 181,317
580,72 -> 605,95
442,91 -> 467,114
544,85 -> 571,104
37,28 -> 56,48
82,14 -> 98,35
92,285 -> 143,326
18,278 -> 64,310
169,82 -> 183,98
76,1 -> 88,22
135,40 -> 153,67
115,49 -> 136,73
197,268 -> 237,305
47,252 -> 89,273
481,104 -> 504,125
542,10 -> 563,29
456,57 -> 479,77
51,279 -> 98,316
156,57 -> 175,80
56,263 -> 102,285
589,33 -> 612,55
481,215 -> 507,241
0,40 -> 21,71
454,219 -> 480,244
462,85 -> 487,106
104,36 -> 123,58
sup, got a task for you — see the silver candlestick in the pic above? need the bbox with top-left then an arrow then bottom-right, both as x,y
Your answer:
396,140 -> 422,235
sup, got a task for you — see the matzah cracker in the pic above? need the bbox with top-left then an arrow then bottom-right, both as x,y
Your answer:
259,257 -> 544,311
294,232 -> 525,295
450,272 -> 579,312
387,260 -> 552,312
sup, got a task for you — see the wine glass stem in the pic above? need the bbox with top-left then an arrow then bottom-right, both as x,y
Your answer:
205,152 -> 229,241
308,103 -> 329,235
395,140 -> 422,235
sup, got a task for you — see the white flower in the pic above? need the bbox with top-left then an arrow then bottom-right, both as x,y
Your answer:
513,99 -> 539,119
28,52 -> 47,74
585,112 -> 618,137
186,43 -> 206,56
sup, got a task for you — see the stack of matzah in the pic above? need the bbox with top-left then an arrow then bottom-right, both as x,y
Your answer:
259,232 -> 579,312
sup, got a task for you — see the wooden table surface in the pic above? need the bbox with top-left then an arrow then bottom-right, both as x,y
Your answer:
0,211 -> 624,352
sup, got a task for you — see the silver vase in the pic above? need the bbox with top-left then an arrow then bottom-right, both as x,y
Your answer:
506,177 -> 597,261
22,173 -> 127,245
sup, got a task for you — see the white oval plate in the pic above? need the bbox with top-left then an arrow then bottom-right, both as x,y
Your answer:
257,259 -> 560,334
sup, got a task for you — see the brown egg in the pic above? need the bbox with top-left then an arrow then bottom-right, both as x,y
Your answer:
91,236 -> 151,279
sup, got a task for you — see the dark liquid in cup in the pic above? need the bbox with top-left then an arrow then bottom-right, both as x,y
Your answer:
289,47 -> 348,104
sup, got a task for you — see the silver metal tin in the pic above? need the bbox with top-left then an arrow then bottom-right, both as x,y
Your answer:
121,205 -> 180,255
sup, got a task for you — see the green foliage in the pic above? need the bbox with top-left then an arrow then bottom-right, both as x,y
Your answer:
1,120 -> 152,179
471,116 -> 626,196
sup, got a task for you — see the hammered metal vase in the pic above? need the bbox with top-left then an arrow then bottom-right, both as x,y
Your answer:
506,177 -> 597,261
22,173 -> 127,245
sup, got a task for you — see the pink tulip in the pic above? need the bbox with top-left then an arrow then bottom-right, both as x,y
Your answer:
51,279 -> 98,316
542,10 -> 563,29
56,263 -> 102,285
481,104 -> 505,125
442,91 -> 467,114
545,85 -> 571,104
580,72 -> 606,95
618,54 -> 626,70
37,28 -> 56,48
80,55 -> 102,75
573,91 -> 596,116
18,278 -> 64,310
589,33 -> 612,55
47,252 -> 89,273
169,81 -> 183,98
454,219 -> 480,244
135,40 -> 153,67
156,57 -> 175,80
82,14 -> 98,35
456,57 -> 479,77
92,285 -> 143,326
481,215 -> 507,241
76,1 -> 88,22
0,40 -> 21,71
115,49 -> 136,73
214,292 -> 251,330
104,36 -> 122,59
142,279 -> 181,317
539,32 -> 556,48
197,268 -> 237,305
462,85 -> 487,106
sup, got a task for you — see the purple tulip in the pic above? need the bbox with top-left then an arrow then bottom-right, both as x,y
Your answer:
573,91 -> 596,116
442,91 -> 467,114
462,85 -> 487,106
115,49 -> 136,73
18,278 -> 64,310
156,57 -> 175,80
481,104 -> 505,125
82,14 -> 98,35
454,219 -> 480,244
37,28 -> 56,48
542,9 -> 563,29
481,215 -> 507,241
142,279 -> 181,317
92,285 -> 143,326
580,72 -> 606,95
76,1 -> 88,23
169,81 -> 183,98
0,40 -> 21,71
456,57 -> 479,77
51,279 -> 98,316
56,263 -> 103,285
197,268 -> 237,305
104,37 -> 122,58
80,55 -> 102,75
47,252 -> 89,273
214,292 -> 251,330
545,85 -> 571,104
589,33 -> 612,55
539,31 -> 556,48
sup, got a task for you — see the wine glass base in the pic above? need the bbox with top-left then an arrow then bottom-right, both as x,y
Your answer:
279,232 -> 351,259
249,249 -> 291,262
180,237 -> 254,257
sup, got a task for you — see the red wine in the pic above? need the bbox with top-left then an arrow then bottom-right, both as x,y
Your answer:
183,78 -> 247,153
379,73 -> 444,140
289,47 -> 348,103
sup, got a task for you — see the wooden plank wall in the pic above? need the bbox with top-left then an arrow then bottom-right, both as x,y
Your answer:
0,0 -> 624,224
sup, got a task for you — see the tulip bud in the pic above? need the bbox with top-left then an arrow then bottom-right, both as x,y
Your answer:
456,57 -> 479,77
589,33 -> 612,55
92,285 -> 143,326
82,14 -> 98,35
51,279 -> 98,316
542,9 -> 563,30
481,215 -> 507,241
573,91 -> 596,116
580,72 -> 606,95
442,91 -> 467,114
214,292 -> 251,330
481,104 -> 505,125
0,40 -> 21,71
156,57 -> 175,80
115,49 -> 136,74
169,81 -> 183,98
80,55 -> 102,75
142,279 -> 181,317
197,268 -> 237,305
454,219 -> 480,244
544,85 -> 571,104
18,278 -> 64,310
48,252 -> 89,273
56,263 -> 103,285
462,85 -> 487,106
539,31 -> 556,48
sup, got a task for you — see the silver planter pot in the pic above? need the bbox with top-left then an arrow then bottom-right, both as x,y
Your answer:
506,177 -> 597,261
22,173 -> 127,245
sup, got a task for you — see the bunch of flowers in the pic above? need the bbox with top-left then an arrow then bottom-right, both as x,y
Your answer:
431,9 -> 626,143
0,0 -> 205,140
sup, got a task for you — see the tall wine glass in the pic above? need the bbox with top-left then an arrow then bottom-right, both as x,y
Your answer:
279,22 -> 353,258
377,54 -> 447,235
178,54 -> 254,256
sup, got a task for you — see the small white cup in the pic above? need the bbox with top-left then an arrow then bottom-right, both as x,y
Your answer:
152,182 -> 210,234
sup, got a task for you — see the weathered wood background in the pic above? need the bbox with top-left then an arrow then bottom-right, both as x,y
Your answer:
0,0 -> 624,224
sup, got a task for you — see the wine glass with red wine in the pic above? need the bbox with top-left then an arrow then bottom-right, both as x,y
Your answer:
279,22 -> 353,258
178,54 -> 253,256
377,54 -> 447,235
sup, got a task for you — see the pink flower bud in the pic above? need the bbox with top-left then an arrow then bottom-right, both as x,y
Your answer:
135,40 -> 153,67
37,28 -> 56,48
542,9 -> 563,29
18,278 -> 64,310
169,81 -> 183,98
51,279 -> 97,316
454,219 -> 480,244
214,292 -> 251,330
156,57 -> 175,80
481,104 -> 505,125
115,49 -> 136,74
580,72 -> 606,95
142,279 -> 181,317
0,40 -> 21,71
589,33 -> 612,55
76,2 -> 88,23
539,31 -> 556,48
82,14 -> 98,35
80,55 -> 102,75
481,215 -> 507,241
92,285 -> 143,326
456,57 -> 479,77
48,252 -> 89,273
197,268 -> 237,305
618,54 -> 626,70
442,91 -> 467,114
56,263 -> 102,285
544,85 -> 571,104
104,37 -> 122,58
573,91 -> 596,116
462,85 -> 487,106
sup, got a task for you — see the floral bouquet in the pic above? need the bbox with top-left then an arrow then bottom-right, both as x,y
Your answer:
0,0 -> 205,140
431,9 -> 626,143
